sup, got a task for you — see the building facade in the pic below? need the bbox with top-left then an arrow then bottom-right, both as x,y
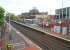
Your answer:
54,7 -> 70,35
55,7 -> 70,23
20,8 -> 48,25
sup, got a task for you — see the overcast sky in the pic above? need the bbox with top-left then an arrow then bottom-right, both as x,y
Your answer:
0,0 -> 70,15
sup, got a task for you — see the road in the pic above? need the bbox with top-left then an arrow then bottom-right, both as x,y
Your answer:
11,21 -> 70,50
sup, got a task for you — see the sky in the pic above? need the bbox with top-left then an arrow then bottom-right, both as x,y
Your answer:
0,0 -> 70,15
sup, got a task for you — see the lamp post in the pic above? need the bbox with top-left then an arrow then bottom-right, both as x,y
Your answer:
8,14 -> 12,43
43,12 -> 45,30
62,0 -> 63,20
60,0 -> 63,34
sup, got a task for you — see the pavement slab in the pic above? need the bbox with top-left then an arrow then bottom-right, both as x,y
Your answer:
7,23 -> 42,50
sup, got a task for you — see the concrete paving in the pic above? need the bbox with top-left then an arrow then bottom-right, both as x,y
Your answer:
7,23 -> 42,50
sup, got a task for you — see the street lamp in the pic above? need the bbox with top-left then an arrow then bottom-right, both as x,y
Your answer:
62,0 -> 63,20
59,0 -> 64,34
42,12 -> 44,30
8,13 -> 13,43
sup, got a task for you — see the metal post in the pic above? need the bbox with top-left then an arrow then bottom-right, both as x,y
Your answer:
66,7 -> 67,19
43,12 -> 44,30
60,0 -> 63,34
8,15 -> 12,43
62,0 -> 63,20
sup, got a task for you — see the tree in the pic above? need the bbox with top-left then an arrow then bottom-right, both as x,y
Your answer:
10,14 -> 17,21
0,6 -> 5,38
0,6 -> 5,26
5,12 -> 17,21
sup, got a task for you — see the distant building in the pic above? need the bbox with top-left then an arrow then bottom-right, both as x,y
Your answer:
21,8 -> 39,19
21,8 -> 48,19
55,7 -> 70,22
19,8 -> 48,24
29,8 -> 39,15
54,7 -> 70,35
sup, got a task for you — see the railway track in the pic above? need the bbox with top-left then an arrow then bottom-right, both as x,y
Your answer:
10,21 -> 70,50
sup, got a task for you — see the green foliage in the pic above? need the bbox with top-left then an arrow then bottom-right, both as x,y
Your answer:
6,12 -> 17,21
0,6 -> 5,26
10,14 -> 16,20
